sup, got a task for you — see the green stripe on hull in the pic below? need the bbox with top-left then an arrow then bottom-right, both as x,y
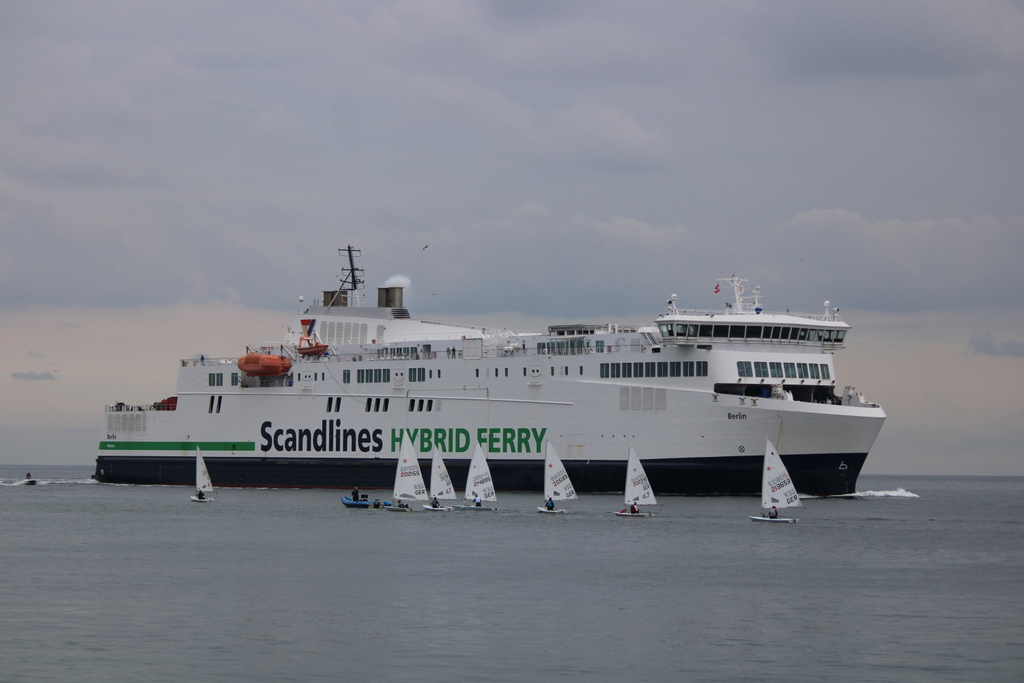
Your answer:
99,441 -> 256,451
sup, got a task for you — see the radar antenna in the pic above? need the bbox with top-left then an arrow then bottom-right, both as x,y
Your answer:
324,245 -> 365,307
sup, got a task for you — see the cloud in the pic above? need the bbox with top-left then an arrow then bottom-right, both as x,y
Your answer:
967,334 -> 1024,357
11,371 -> 57,380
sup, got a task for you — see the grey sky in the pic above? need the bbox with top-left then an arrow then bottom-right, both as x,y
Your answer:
1,1 -> 1022,472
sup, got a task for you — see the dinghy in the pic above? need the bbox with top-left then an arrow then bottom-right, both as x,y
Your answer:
190,447 -> 215,502
750,439 -> 801,523
424,447 -> 456,511
538,442 -> 577,514
614,447 -> 657,517
385,441 -> 428,512
452,444 -> 498,511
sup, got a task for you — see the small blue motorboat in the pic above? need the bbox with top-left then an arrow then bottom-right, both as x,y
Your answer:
341,496 -> 392,509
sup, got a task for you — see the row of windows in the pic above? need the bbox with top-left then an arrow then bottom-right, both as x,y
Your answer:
736,361 -> 831,380
409,368 -> 427,382
356,368 -> 391,384
659,323 -> 846,344
208,373 -> 240,387
537,339 -> 587,356
599,361 -> 708,379
409,398 -> 439,412
350,397 -> 441,412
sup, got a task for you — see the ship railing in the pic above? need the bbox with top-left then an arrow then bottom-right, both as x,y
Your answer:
664,308 -> 844,323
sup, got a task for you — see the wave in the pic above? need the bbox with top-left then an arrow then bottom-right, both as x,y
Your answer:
0,477 -> 98,486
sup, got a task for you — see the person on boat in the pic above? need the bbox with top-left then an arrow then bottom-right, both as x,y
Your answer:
196,490 -> 205,500
474,494 -> 482,507
25,472 -> 31,479
545,497 -> 555,510
767,506 -> 778,519
431,496 -> 440,508
629,502 -> 639,514
352,486 -> 360,501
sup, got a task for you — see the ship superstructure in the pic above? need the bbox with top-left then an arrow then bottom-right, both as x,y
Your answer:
95,247 -> 885,495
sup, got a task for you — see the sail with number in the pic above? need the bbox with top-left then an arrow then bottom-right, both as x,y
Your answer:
761,439 -> 801,512
428,447 -> 456,500
543,443 -> 577,501
393,441 -> 428,501
464,443 -> 497,504
624,447 -> 657,506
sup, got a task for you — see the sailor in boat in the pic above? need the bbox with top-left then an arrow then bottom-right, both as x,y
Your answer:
196,489 -> 206,500
431,496 -> 440,509
545,497 -> 555,511
629,502 -> 639,514
766,506 -> 778,519
352,486 -> 360,501
474,494 -> 482,507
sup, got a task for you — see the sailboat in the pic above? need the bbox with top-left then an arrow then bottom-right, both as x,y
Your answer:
452,443 -> 498,511
614,447 -> 657,517
538,442 -> 577,513
750,439 -> 801,523
424,447 -> 456,511
385,441 -> 429,512
190,447 -> 215,502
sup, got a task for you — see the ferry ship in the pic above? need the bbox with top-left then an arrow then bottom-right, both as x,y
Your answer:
94,246 -> 885,495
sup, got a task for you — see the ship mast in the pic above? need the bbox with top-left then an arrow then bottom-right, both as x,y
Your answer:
326,245 -> 365,307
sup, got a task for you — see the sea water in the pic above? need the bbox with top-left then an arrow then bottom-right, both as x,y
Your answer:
1,467 -> 1022,682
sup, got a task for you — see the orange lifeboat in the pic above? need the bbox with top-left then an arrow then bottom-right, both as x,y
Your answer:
237,354 -> 292,377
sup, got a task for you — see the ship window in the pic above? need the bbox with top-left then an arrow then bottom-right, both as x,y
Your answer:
231,373 -> 239,386
476,369 -> 480,378
728,325 -> 743,339
780,328 -> 791,340
418,399 -> 424,412
365,398 -> 372,412
551,367 -> 555,376
675,324 -> 686,337
580,366 -> 584,376
746,326 -> 762,339
601,363 -> 608,378
821,365 -> 831,380
835,330 -> 846,343
809,364 -> 821,379
712,325 -> 728,338
645,362 -> 656,377
770,362 -> 783,378
208,373 -> 223,387
622,363 -> 632,378
427,400 -> 433,411
343,370 -> 350,384
696,361 -> 708,376
216,396 -> 222,413
506,368 -> 509,377
374,398 -> 381,412
770,327 -> 781,340
336,397 -> 342,412
754,362 -> 769,378
670,362 -> 680,377
698,324 -> 712,337
208,396 -> 215,413
824,330 -> 834,342
797,363 -> 808,378
660,324 -> 674,337
784,363 -> 796,378
611,363 -> 621,378
523,367 -> 527,376
383,398 -> 389,412
797,328 -> 808,342
596,340 -> 605,353
657,362 -> 668,377
737,361 -> 753,377
408,399 -> 415,412
326,397 -> 334,413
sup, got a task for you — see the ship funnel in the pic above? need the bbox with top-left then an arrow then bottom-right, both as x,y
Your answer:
378,286 -> 404,308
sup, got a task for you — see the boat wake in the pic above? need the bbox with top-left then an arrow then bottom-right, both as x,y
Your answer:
1,477 -> 98,486
837,487 -> 919,499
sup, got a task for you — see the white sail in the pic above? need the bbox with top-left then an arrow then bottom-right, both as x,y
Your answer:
463,443 -> 497,503
428,447 -> 457,500
624,447 -> 657,506
543,442 -> 577,501
761,439 -> 801,511
193,447 -> 214,500
393,441 -> 428,501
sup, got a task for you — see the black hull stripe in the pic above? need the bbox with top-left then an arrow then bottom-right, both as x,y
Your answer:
94,453 -> 866,496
